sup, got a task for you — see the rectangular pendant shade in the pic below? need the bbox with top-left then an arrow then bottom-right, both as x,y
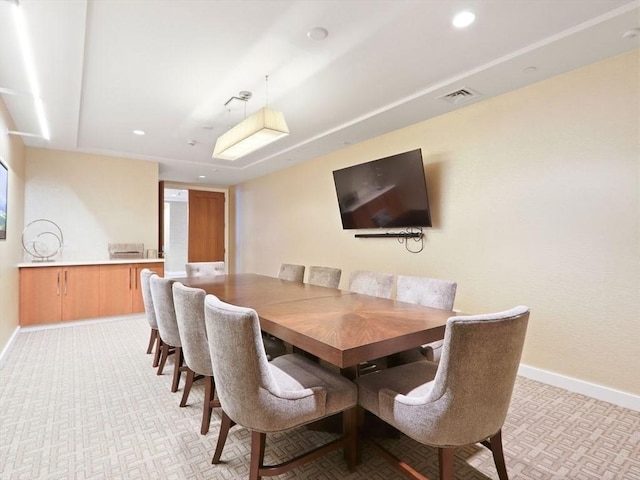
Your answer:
212,107 -> 289,160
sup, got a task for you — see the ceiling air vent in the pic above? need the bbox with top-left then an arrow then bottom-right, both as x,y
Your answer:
438,87 -> 482,105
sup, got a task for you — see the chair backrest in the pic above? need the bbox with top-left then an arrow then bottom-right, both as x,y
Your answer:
396,275 -> 457,310
421,306 -> 530,445
140,268 -> 158,329
185,261 -> 225,277
348,270 -> 394,299
307,266 -> 342,289
204,295 -> 281,429
149,275 -> 181,347
172,282 -> 212,376
278,263 -> 305,283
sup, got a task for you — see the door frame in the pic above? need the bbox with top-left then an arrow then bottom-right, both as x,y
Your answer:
160,182 -> 230,271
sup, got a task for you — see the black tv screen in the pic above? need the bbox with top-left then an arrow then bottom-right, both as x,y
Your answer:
332,149 -> 432,229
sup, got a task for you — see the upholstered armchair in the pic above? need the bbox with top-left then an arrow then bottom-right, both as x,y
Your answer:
172,282 -> 220,435
203,295 -> 358,479
277,263 -> 305,282
140,268 -> 161,367
149,275 -> 187,392
356,306 -> 530,480
307,265 -> 342,288
348,270 -> 394,299
395,275 -> 457,364
185,261 -> 225,277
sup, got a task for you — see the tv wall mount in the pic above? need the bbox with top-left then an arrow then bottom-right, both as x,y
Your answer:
354,227 -> 425,253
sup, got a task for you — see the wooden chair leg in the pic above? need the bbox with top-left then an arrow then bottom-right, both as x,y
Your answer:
250,431 -> 267,480
146,328 -> 157,354
171,347 -> 183,393
438,447 -> 455,480
156,343 -> 169,375
489,430 -> 509,480
180,368 -> 195,407
201,375 -> 216,435
212,411 -> 236,464
343,407 -> 358,470
152,336 -> 162,367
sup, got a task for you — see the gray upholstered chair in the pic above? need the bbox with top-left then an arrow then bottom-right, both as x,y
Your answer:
348,270 -> 395,373
140,268 -> 162,367
172,282 -> 221,435
204,295 -> 358,479
307,266 -> 342,289
149,274 -> 187,393
348,270 -> 394,299
277,263 -> 305,283
356,306 -> 530,480
395,275 -> 458,363
185,261 -> 225,277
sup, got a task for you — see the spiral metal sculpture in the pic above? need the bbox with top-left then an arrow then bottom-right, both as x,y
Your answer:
21,219 -> 64,262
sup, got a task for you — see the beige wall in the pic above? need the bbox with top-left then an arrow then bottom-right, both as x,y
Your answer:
0,97 -> 26,352
24,148 -> 159,261
234,51 -> 640,395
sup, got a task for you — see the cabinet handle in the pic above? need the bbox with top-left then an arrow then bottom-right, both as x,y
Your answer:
129,267 -> 132,290
57,271 -> 61,296
64,270 -> 68,295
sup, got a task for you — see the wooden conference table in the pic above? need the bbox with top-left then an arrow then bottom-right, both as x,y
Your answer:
177,273 -> 455,375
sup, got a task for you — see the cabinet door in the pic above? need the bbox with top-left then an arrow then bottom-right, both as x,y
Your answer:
62,266 -> 101,321
131,263 -> 164,313
99,264 -> 134,316
20,267 -> 63,325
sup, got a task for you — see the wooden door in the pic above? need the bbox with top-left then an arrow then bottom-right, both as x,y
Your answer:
19,267 -> 62,325
188,190 -> 225,262
62,265 -> 100,321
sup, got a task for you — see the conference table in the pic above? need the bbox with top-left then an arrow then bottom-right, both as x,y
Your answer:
178,273 -> 455,376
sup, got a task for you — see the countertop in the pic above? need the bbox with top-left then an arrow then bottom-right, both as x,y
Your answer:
18,258 -> 164,268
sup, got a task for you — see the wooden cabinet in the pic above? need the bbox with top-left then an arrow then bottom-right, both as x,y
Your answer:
98,262 -> 164,316
131,263 -> 163,311
20,265 -> 101,325
20,261 -> 164,326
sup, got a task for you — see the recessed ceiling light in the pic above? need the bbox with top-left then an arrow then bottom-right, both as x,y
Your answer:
133,130 -> 145,136
622,28 -> 640,40
307,27 -> 329,41
198,175 -> 206,179
523,66 -> 538,74
452,11 -> 475,28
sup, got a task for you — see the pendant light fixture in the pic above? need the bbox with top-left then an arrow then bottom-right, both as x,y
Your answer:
212,76 -> 289,161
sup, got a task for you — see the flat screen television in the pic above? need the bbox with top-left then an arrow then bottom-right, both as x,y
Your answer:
332,149 -> 432,229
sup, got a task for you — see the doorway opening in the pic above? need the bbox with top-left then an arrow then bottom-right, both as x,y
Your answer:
161,185 -> 228,277
163,188 -> 188,276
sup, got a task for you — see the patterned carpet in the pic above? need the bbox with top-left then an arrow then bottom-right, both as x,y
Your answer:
0,316 -> 638,479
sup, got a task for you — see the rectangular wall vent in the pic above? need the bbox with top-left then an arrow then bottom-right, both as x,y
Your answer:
437,87 -> 482,105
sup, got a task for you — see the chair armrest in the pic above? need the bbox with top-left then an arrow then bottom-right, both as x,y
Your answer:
380,388 -> 426,407
275,386 -> 324,401
420,340 -> 444,362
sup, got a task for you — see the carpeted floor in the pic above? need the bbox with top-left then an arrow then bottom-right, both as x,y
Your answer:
0,316 -> 638,479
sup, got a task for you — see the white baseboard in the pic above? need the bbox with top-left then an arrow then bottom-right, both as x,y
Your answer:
518,364 -> 640,412
0,325 -> 20,366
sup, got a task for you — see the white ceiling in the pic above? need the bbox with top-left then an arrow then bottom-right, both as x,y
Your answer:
1,0 -> 638,187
